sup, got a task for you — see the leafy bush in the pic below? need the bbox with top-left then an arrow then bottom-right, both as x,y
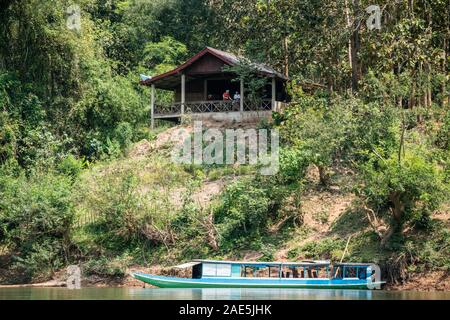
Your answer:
58,155 -> 84,178
83,254 -> 132,277
103,137 -> 123,159
92,173 -> 144,242
345,100 -> 400,162
18,127 -> 66,169
436,110 -> 450,150
288,238 -> 345,261
360,148 -> 447,229
278,147 -> 309,184
12,240 -> 65,281
0,171 -> 74,280
214,179 -> 270,242
407,222 -> 450,271
113,122 -> 134,150
0,111 -> 18,164
276,96 -> 400,185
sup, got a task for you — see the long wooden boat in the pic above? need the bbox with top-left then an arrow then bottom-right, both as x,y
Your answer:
132,260 -> 385,290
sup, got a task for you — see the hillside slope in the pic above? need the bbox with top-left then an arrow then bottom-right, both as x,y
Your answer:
71,123 -> 449,291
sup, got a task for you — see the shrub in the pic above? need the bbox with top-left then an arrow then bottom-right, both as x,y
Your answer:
360,148 -> 447,229
0,111 -> 18,164
277,96 -> 397,185
0,171 -> 74,280
93,173 -> 144,242
12,240 -> 64,281
436,110 -> 450,150
214,179 -> 270,242
58,155 -> 84,178
18,126 -> 71,170
288,238 -> 345,261
278,147 -> 309,184
113,122 -> 134,150
83,254 -> 132,277
104,137 -> 123,159
346,101 -> 400,163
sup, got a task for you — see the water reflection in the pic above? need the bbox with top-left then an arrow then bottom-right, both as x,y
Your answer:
0,287 -> 448,300
192,288 -> 374,300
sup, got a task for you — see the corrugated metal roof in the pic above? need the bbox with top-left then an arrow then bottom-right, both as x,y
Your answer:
140,47 -> 288,88
206,47 -> 288,80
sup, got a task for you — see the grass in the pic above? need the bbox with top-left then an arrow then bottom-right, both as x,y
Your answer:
329,207 -> 370,237
314,210 -> 329,224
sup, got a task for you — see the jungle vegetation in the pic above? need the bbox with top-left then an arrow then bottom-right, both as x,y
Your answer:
0,0 -> 448,285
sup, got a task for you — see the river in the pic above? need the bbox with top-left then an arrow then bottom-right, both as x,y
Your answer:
0,288 -> 449,300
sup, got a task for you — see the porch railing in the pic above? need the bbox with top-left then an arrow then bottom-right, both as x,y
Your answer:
154,102 -> 183,115
154,99 -> 273,116
244,99 -> 272,111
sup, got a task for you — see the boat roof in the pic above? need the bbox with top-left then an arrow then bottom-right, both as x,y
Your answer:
192,259 -> 331,267
171,260 -> 376,269
334,262 -> 375,267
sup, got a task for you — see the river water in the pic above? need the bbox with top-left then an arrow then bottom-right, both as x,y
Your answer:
0,288 -> 449,300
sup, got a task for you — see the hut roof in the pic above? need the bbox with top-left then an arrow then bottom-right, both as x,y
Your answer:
141,47 -> 288,89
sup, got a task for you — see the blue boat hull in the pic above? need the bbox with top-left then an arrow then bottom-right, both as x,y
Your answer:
132,273 -> 384,290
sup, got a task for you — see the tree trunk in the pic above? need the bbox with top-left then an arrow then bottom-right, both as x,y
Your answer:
344,0 -> 352,69
409,79 -> 416,109
318,165 -> 329,186
398,96 -> 403,108
389,192 -> 404,223
380,224 -> 396,247
282,35 -> 289,78
426,62 -> 432,108
443,38 -> 449,107
350,0 -> 361,92
427,86 -> 432,108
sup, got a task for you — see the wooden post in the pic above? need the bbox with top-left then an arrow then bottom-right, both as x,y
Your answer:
240,78 -> 244,112
271,77 -> 276,111
150,84 -> 155,129
204,79 -> 208,100
181,73 -> 186,115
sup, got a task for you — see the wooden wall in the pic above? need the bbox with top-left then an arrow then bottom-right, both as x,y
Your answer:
185,54 -> 226,74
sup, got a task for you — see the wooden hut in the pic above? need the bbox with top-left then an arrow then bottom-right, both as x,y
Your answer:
140,47 -> 290,127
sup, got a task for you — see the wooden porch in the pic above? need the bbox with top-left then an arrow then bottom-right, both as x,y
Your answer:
153,99 -> 272,118
153,99 -> 289,119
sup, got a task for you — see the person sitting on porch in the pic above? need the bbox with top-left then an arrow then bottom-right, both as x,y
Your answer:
232,91 -> 241,111
223,90 -> 231,100
207,93 -> 214,100
233,91 -> 241,102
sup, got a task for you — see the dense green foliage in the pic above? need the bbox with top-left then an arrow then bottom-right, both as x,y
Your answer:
0,0 -> 448,284
0,168 -> 74,280
361,149 -> 447,228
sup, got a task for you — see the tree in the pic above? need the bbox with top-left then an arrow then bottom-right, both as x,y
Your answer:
277,95 -> 352,185
360,148 -> 447,245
